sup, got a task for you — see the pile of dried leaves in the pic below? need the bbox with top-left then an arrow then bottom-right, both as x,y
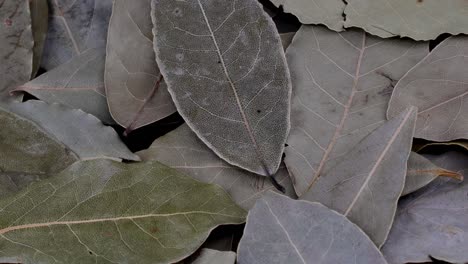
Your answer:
1,0 -> 467,263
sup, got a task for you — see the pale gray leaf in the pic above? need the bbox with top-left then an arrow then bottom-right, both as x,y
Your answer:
30,0 -> 48,78
269,0 -> 345,31
302,107 -> 417,247
285,25 -> 428,196
105,0 -> 176,132
280,32 -> 296,50
41,0 -> 112,70
387,36 -> 468,142
15,48 -> 114,124
0,0 -> 33,99
237,192 -> 388,264
151,0 -> 291,176
403,152 -> 463,196
4,100 -> 139,161
192,249 -> 236,264
383,151 -> 468,264
137,124 -> 296,210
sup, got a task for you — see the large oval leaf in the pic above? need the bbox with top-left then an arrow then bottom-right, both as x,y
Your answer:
284,25 -> 428,196
105,0 -> 176,132
382,151 -> 468,264
151,0 -> 291,176
41,0 -> 112,70
137,124 -> 296,210
0,159 -> 246,263
0,0 -> 33,99
237,192 -> 388,264
387,36 -> 468,142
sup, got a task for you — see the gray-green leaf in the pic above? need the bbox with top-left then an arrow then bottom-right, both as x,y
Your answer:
285,25 -> 428,196
192,249 -> 236,264
237,192 -> 388,264
0,159 -> 246,264
387,36 -> 468,142
151,0 -> 291,176
137,124 -> 296,210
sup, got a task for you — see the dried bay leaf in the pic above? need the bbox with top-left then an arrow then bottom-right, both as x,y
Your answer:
388,36 -> 468,142
105,0 -> 176,132
403,152 -> 463,196
414,140 -> 468,153
30,0 -> 48,77
237,192 -> 388,264
151,0 -> 291,176
191,249 -> 236,264
15,49 -> 114,124
285,25 -> 428,196
0,159 -> 246,264
41,0 -> 112,70
0,0 -> 33,99
302,107 -> 417,247
137,124 -> 296,210
382,151 -> 468,264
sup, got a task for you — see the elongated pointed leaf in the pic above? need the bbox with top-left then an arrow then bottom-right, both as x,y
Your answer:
383,151 -> 468,264
0,0 -> 33,99
403,152 -> 463,196
192,249 -> 236,264
41,0 -> 112,70
388,36 -> 468,142
0,159 -> 246,264
285,26 -> 428,196
105,0 -> 176,132
302,107 -> 417,247
237,192 -> 388,264
137,124 -> 296,210
15,49 -> 113,124
30,0 -> 48,77
151,0 -> 291,176
269,0 -> 345,31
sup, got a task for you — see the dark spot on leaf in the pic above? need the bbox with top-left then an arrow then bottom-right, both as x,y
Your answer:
150,227 -> 159,233
217,60 -> 221,64
4,19 -> 12,26
364,94 -> 369,104
417,0 -> 423,3
257,110 -> 262,113
173,7 -> 182,17
88,251 -> 93,255
285,143 -> 289,147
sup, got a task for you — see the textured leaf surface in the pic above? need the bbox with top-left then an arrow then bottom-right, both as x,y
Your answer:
16,49 -> 114,124
285,26 -> 428,196
0,159 -> 246,264
105,0 -> 176,132
151,0 -> 291,176
137,124 -> 296,210
388,36 -> 468,142
269,0 -> 345,31
382,151 -> 468,264
30,0 -> 48,77
41,0 -> 112,70
5,100 -> 139,161
0,0 -> 33,99
403,152 -> 463,196
302,107 -> 416,247
237,192 -> 388,264
192,249 -> 236,264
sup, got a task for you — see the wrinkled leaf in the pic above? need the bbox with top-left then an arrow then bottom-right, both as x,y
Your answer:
151,0 -> 291,176
15,49 -> 114,124
382,151 -> 468,264
388,36 -> 468,142
403,152 -> 463,196
302,107 -> 416,247
285,25 -> 428,196
105,0 -> 176,132
137,124 -> 296,210
5,100 -> 139,161
237,192 -> 388,264
0,0 -> 33,99
0,159 -> 246,264
30,0 -> 48,77
41,0 -> 112,70
192,249 -> 236,264
269,0 -> 345,32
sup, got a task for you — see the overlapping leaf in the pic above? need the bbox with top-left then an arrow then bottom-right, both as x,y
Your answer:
151,0 -> 291,176
0,159 -> 246,264
284,25 -> 428,196
137,124 -> 296,210
388,36 -> 468,142
30,0 -> 48,77
192,249 -> 236,264
237,192 -> 388,264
